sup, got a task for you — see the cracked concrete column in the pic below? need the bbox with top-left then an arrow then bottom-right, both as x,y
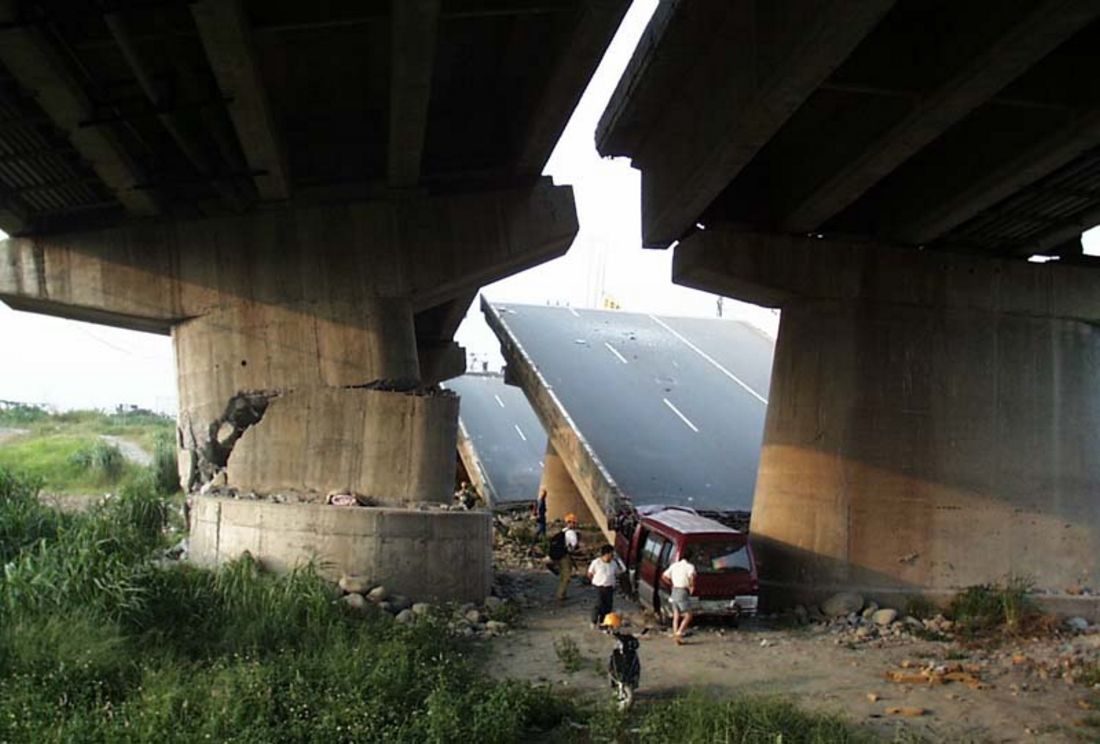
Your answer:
0,181 -> 578,600
173,296 -> 456,502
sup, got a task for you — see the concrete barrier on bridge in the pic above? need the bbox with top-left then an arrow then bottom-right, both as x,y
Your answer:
189,496 -> 492,603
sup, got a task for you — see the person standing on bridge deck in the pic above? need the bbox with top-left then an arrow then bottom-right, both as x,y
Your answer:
550,513 -> 580,603
587,544 -> 625,629
533,488 -> 548,538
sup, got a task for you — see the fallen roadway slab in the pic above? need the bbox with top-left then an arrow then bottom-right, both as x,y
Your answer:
483,299 -> 774,540
444,372 -> 547,506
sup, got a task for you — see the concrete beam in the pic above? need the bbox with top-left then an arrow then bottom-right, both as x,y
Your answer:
781,0 -> 1100,233
674,229 -> 1100,322
513,0 -> 629,174
482,296 -> 617,543
597,0 -> 893,248
388,0 -> 440,187
192,0 -> 290,201
893,109 -> 1100,245
456,418 -> 497,506
0,5 -> 158,215
405,179 -> 577,311
0,181 -> 576,326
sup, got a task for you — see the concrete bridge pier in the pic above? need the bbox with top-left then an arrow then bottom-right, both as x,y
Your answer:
675,230 -> 1100,611
538,440 -> 594,525
0,181 -> 577,601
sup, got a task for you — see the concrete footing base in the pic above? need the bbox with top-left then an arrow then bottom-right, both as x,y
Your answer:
189,496 -> 492,602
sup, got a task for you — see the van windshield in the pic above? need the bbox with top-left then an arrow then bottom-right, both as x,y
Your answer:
690,541 -> 751,574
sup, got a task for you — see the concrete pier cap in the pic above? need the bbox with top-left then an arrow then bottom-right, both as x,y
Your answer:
675,230 -> 1100,616
0,181 -> 578,600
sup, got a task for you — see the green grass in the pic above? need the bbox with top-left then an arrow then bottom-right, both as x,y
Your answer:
0,467 -> 903,742
588,691 -> 888,743
1077,662 -> 1100,687
948,576 -> 1038,636
0,405 -> 178,495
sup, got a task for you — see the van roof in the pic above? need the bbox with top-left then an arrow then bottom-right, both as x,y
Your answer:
642,506 -> 742,536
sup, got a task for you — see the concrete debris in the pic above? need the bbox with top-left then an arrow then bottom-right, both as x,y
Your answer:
328,493 -> 358,506
184,390 -> 276,491
1066,616 -> 1089,632
861,601 -> 879,620
394,609 -> 415,624
338,574 -> 370,595
341,593 -> 367,611
822,592 -> 864,617
367,585 -> 389,603
411,602 -> 433,616
885,707 -> 926,717
873,609 -> 898,626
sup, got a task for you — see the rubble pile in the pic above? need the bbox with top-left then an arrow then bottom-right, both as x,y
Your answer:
334,572 -> 520,639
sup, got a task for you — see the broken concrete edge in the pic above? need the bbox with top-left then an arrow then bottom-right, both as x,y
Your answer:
481,297 -> 623,543
456,418 -> 499,505
181,381 -> 456,494
759,580 -> 1100,623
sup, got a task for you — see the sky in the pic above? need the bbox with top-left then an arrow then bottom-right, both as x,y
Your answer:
0,0 -> 1096,412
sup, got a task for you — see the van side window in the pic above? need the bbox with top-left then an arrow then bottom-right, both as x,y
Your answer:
641,534 -> 664,564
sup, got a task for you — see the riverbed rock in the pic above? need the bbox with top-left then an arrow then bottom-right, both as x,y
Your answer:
822,593 -> 864,617
395,609 -> 414,624
873,609 -> 898,626
339,574 -> 370,595
341,593 -> 367,611
367,585 -> 389,603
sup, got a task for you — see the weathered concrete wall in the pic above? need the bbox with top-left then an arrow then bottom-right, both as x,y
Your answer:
675,230 -> 1100,607
539,440 -> 594,524
752,298 -> 1100,601
190,496 -> 492,602
225,387 -> 457,503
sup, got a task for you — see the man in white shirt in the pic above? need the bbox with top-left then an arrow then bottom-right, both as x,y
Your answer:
587,544 -> 624,628
662,551 -> 697,644
553,513 -> 581,602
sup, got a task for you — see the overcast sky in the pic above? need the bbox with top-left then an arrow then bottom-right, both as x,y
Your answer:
0,0 -> 1096,412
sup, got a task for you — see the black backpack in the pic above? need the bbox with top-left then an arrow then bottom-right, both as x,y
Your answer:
548,530 -> 568,560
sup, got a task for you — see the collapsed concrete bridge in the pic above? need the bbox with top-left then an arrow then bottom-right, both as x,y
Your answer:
0,0 -> 629,601
597,0 -> 1100,613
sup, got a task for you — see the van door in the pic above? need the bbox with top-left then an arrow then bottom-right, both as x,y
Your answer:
655,539 -> 675,613
636,533 -> 667,611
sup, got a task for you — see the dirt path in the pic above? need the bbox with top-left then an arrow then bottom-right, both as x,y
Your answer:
485,569 -> 1100,742
0,426 -> 28,444
98,435 -> 152,466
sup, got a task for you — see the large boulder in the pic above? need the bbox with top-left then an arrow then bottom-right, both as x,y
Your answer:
821,592 -> 864,617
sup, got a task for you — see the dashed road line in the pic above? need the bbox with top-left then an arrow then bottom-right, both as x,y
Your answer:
494,394 -> 505,408
662,398 -> 699,433
513,424 -> 527,442
568,307 -> 580,318
603,341 -> 629,364
648,314 -> 768,405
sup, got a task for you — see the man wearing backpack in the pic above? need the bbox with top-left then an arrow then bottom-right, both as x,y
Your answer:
550,513 -> 580,602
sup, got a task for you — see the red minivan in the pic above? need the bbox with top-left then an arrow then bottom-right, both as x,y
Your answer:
613,505 -> 758,622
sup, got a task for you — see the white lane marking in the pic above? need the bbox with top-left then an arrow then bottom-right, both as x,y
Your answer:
648,314 -> 768,405
662,398 -> 699,433
494,394 -> 505,408
568,307 -> 580,318
603,341 -> 629,365
513,424 -> 527,442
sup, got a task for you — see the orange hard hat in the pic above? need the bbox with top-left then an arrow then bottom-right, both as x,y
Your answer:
564,513 -> 577,524
600,612 -> 622,629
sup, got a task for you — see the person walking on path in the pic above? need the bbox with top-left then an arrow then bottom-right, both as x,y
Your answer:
587,544 -> 624,628
662,551 -> 697,645
533,488 -> 548,538
550,513 -> 580,602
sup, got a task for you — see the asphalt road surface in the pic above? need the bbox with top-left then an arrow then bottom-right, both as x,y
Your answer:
489,304 -> 774,512
445,373 -> 547,504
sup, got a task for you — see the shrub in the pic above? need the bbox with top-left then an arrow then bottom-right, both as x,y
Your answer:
554,635 -> 583,673
150,430 -> 180,494
69,440 -> 125,481
949,576 -> 1037,636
